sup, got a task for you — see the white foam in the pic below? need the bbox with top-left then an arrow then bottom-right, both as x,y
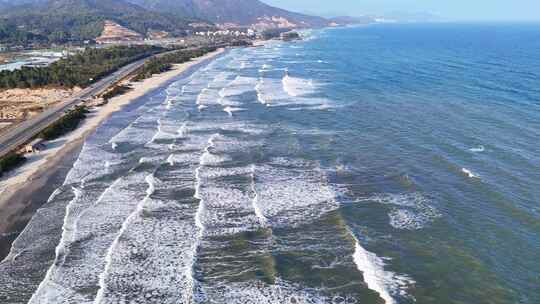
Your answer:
462,168 -> 480,179
223,106 -> 245,116
250,165 -> 268,227
167,154 -> 175,166
219,76 -> 257,102
109,120 -> 157,147
282,73 -> 318,97
201,279 -> 331,304
196,88 -> 221,106
362,193 -> 441,230
197,185 -> 259,235
255,78 -> 267,105
388,209 -> 426,230
94,173 -> 155,303
165,96 -> 174,110
469,145 -> 485,153
177,122 -> 188,138
64,143 -> 118,185
351,234 -> 414,304
90,131 -> 205,302
200,151 -> 229,166
256,75 -> 334,110
139,156 -> 163,164
197,166 -> 252,180
167,153 -> 200,167
29,172 -> 150,303
145,174 -> 157,195
188,134 -> 220,301
254,159 -> 339,227
210,72 -> 235,88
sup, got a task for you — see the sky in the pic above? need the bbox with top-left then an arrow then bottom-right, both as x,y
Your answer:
263,0 -> 540,21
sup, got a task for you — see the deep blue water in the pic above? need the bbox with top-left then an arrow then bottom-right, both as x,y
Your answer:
304,23 -> 540,303
0,23 -> 539,304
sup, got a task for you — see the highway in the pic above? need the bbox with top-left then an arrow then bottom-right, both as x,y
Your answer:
0,57 -> 149,158
0,45 -> 222,158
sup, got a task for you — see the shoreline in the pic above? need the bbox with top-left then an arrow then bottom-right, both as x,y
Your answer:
0,48 -> 225,259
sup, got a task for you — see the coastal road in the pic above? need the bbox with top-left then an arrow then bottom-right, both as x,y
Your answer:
0,45 -> 223,158
0,58 -> 147,158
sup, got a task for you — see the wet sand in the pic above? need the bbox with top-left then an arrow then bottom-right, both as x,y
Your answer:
0,139 -> 82,259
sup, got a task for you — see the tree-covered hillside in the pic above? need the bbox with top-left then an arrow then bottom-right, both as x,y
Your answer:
127,0 -> 329,28
0,0 -> 329,46
0,0 -> 199,45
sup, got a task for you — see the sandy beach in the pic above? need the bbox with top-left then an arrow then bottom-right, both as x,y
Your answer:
0,48 -> 224,256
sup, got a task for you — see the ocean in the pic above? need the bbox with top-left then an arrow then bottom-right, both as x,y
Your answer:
1,23 -> 539,303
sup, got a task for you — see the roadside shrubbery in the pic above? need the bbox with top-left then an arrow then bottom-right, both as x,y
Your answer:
133,47 -> 218,82
133,58 -> 173,82
39,105 -> 89,140
102,84 -> 132,101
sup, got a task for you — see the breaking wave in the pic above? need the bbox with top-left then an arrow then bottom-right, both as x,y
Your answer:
351,233 -> 415,304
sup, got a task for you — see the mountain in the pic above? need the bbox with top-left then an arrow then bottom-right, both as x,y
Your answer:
0,0 -> 328,45
0,0 -> 198,44
126,0 -> 329,29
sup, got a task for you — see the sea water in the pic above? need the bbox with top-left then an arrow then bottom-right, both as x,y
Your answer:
0,23 -> 539,304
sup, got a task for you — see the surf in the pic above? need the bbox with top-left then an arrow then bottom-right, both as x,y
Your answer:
350,232 -> 414,304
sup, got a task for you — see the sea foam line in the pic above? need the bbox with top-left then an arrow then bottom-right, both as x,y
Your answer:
93,173 -> 156,303
349,232 -> 414,304
50,186 -> 83,262
56,178 -> 123,266
2,186 -> 64,264
185,133 -> 219,302
165,95 -> 174,110
255,77 -> 267,105
27,185 -> 83,303
281,70 -> 316,98
150,118 -> 163,143
250,164 -> 268,227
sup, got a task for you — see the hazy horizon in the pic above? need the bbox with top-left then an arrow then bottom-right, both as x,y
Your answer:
264,0 -> 540,22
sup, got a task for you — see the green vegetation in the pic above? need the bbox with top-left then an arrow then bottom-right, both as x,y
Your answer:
0,23 -> 43,45
133,58 -> 173,81
39,106 -> 89,140
0,0 -> 198,45
102,84 -> 132,101
0,45 -> 162,89
133,47 -> 217,81
0,152 -> 26,176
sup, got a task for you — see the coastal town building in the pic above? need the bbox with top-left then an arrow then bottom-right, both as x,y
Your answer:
195,29 -> 256,38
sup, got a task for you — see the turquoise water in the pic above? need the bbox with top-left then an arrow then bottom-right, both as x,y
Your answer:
0,23 -> 539,303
